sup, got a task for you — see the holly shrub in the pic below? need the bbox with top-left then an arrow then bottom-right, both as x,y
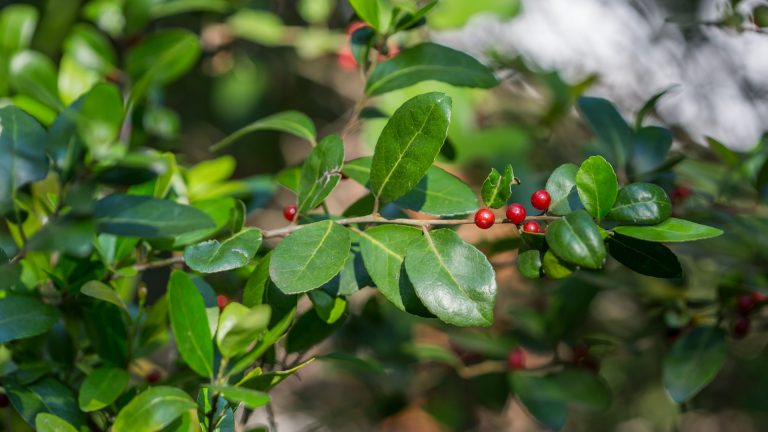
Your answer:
1,1 -> 765,431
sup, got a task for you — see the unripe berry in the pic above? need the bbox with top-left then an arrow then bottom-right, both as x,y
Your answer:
0,393 -> 9,408
734,317 -> 751,338
474,208 -> 495,229
737,294 -> 754,315
522,221 -> 540,233
283,204 -> 297,221
507,347 -> 526,370
506,203 -> 526,225
217,294 -> 229,311
531,190 -> 551,211
146,369 -> 162,383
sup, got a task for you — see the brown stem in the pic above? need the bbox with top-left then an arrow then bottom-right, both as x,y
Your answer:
133,255 -> 185,272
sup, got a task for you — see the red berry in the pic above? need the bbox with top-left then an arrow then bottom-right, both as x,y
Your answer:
752,291 -> 767,303
531,190 -> 551,211
506,203 -> 526,225
0,393 -> 9,408
734,317 -> 751,338
474,208 -> 495,229
522,221 -> 540,233
737,294 -> 754,315
671,186 -> 692,203
217,294 -> 229,311
146,369 -> 162,383
507,347 -> 526,370
283,204 -> 297,221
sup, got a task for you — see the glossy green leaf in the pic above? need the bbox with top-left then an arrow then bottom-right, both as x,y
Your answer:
206,386 -> 270,409
0,105 -> 48,214
150,0 -> 230,18
270,220 -> 351,294
297,134 -> 344,213
78,367 -> 130,412
405,229 -> 497,327
172,198 -> 242,247
542,250 -> 574,279
184,228 -> 262,273
228,306 -> 296,377
112,386 -> 196,432
576,155 -> 618,221
319,250 -> 366,296
94,194 -> 216,239
663,326 -> 726,403
210,111 -> 316,152
10,50 -> 61,110
366,43 -> 498,96
0,295 -> 57,343
546,210 -> 606,269
481,164 -> 515,208
349,0 -> 381,29
216,303 -> 271,358
63,24 -> 116,74
6,377 -> 84,429
36,413 -> 78,432
613,218 -> 724,242
286,308 -> 345,353
168,270 -> 214,377
608,233 -> 682,278
545,163 -> 581,216
516,250 -> 542,280
73,82 -> 124,155
237,358 -> 314,391
370,92 -> 452,203
80,280 -> 128,312
308,290 -> 347,324
276,166 -> 301,193
0,5 -> 37,55
358,225 -> 431,315
578,97 -> 633,167
607,183 -> 671,225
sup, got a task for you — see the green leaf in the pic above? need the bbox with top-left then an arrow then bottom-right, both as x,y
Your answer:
184,228 -> 262,273
635,85 -> 677,129
210,111 -> 316,152
26,216 -> 95,258
276,166 -> 301,193
663,326 -> 726,403
205,386 -> 270,409
578,97 -> 633,168
607,183 -> 671,225
80,280 -> 128,313
94,194 -> 216,239
112,387 -> 196,432
516,250 -> 542,280
613,218 -> 724,242
370,92 -> 452,203
607,233 -> 682,278
150,0 -> 230,18
237,358 -> 314,391
0,105 -> 48,214
286,309 -> 344,353
63,24 -> 116,75
36,413 -> 78,432
366,43 -> 498,96
405,229 -> 497,327
481,165 -> 515,209
546,210 -> 606,269
308,290 -> 347,324
394,0 -> 438,30
72,82 -> 124,156
542,250 -> 574,279
297,134 -> 344,213
6,378 -> 84,429
216,303 -> 271,358
0,295 -> 57,343
171,198 -> 243,247
349,0 -> 381,29
576,155 -> 618,221
168,270 -> 214,377
270,220 -> 352,294
545,163 -> 581,216
706,136 -> 739,167
0,5 -> 37,55
10,50 -> 61,110
78,367 -> 130,412
228,306 -> 296,377
358,225 -> 431,315
629,126 -> 672,177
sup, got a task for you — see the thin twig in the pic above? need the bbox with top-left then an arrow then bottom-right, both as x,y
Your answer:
266,403 -> 278,432
133,255 -> 185,271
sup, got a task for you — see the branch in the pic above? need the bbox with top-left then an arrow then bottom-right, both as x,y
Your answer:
133,255 -> 185,272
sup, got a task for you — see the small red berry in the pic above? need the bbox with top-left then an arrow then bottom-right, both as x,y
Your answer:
530,190 -> 551,211
752,291 -> 767,303
507,347 -> 526,370
474,208 -> 495,229
146,369 -> 162,383
506,203 -> 526,225
217,294 -> 229,311
671,186 -> 693,203
522,221 -> 540,233
0,393 -> 9,408
734,317 -> 751,338
737,294 -> 754,315
283,204 -> 297,221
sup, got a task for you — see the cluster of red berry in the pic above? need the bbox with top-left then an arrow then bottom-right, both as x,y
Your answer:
733,291 -> 766,338
474,189 -> 551,232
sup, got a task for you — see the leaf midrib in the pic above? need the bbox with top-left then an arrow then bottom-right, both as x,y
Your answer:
286,221 -> 334,284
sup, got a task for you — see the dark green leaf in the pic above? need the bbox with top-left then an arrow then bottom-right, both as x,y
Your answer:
545,163 -> 581,216
210,111 -> 316,152
629,126 -> 672,177
542,250 -> 574,279
757,157 -> 768,200
168,270 -> 214,377
663,327 -> 726,403
607,183 -> 671,225
297,134 -> 344,213
394,0 -> 437,30
184,228 -> 262,273
0,105 -> 48,214
370,92 -> 451,203
94,194 -> 215,239
578,97 -> 633,168
6,377 -> 84,429
286,309 -> 344,353
112,386 -> 196,432
27,217 -> 96,257
80,300 -> 128,365
9,50 -> 61,110
546,210 -> 606,269
635,85 -> 677,129
516,250 -> 542,280
270,220 -> 351,294
206,386 -> 270,409
36,413 -> 78,432
613,218 -> 723,242
237,358 -> 315,391
78,367 -> 130,412
216,303 -> 271,358
0,295 -> 57,343
481,165 -> 515,209
80,280 -> 128,312
366,43 -> 497,96
350,26 -> 375,67
608,233 -> 682,278
405,229 -> 497,327
576,155 -> 618,221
